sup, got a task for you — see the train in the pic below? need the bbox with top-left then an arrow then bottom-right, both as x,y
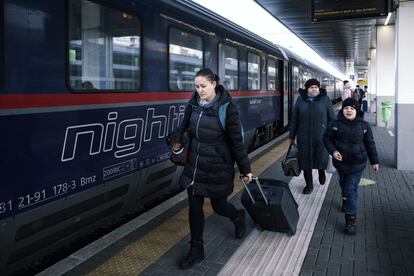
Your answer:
0,0 -> 342,274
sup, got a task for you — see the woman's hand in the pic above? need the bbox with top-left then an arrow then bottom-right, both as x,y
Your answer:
372,164 -> 379,171
242,173 -> 253,183
333,150 -> 343,161
172,143 -> 183,151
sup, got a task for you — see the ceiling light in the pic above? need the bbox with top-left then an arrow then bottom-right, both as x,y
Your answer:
384,12 -> 392,26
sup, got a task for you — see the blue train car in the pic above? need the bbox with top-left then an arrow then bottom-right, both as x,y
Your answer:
0,0 -> 341,273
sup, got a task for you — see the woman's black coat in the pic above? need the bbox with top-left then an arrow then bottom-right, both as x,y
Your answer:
289,88 -> 336,170
323,111 -> 379,174
179,85 -> 251,197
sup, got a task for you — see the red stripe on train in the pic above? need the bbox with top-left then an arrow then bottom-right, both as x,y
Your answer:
0,90 -> 281,109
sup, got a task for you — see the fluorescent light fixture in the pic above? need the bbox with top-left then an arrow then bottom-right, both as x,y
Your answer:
384,12 -> 392,25
192,0 -> 346,80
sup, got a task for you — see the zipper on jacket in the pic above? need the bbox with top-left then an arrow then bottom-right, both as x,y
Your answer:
190,110 -> 203,195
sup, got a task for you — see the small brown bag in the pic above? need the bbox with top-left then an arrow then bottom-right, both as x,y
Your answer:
168,130 -> 190,166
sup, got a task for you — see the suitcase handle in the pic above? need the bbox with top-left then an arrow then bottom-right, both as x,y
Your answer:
240,176 -> 269,205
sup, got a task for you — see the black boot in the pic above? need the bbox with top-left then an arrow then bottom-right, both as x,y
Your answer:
178,240 -> 205,270
233,209 -> 246,239
318,169 -> 326,185
344,213 -> 356,235
303,171 -> 313,194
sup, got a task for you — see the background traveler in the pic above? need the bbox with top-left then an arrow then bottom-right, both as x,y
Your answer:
342,80 -> 352,100
289,79 -> 336,194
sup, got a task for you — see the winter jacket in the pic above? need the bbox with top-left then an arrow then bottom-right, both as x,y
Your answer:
289,88 -> 336,170
323,111 -> 379,174
342,82 -> 352,100
179,85 -> 251,197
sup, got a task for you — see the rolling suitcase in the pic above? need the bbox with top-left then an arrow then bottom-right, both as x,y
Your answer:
241,177 -> 299,235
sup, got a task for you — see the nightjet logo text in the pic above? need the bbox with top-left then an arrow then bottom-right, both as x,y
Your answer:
61,105 -> 185,162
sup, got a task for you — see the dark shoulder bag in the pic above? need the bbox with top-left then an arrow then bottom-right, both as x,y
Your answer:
282,144 -> 301,176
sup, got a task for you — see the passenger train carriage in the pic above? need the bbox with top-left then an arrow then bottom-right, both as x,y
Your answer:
0,0 -> 341,273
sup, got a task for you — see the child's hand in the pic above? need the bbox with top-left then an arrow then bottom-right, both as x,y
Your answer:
372,164 -> 379,171
333,150 -> 342,161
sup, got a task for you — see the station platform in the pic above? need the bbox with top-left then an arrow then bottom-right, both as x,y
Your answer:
38,111 -> 414,276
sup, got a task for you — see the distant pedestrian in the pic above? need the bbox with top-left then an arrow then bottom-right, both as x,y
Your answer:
323,98 -> 379,235
341,80 -> 352,100
289,79 -> 336,194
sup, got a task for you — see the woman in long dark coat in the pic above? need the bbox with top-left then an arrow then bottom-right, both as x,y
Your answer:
289,79 -> 336,194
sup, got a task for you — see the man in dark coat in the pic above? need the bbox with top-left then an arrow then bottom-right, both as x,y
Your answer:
323,98 -> 379,235
289,79 -> 336,194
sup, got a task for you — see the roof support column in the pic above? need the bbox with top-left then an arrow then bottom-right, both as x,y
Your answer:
395,1 -> 414,170
375,25 -> 395,128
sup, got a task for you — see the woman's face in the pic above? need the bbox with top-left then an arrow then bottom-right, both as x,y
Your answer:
343,106 -> 357,120
307,85 -> 320,96
195,76 -> 216,102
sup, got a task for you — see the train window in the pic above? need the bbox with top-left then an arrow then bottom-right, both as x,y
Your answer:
292,65 -> 300,104
267,59 -> 277,90
169,28 -> 203,91
218,43 -> 238,90
68,0 -> 141,91
247,53 -> 260,90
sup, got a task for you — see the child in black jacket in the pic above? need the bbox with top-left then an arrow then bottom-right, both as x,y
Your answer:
323,98 -> 379,235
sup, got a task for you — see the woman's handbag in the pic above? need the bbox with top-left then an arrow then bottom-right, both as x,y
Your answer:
326,155 -> 336,174
167,129 -> 190,166
282,144 -> 301,176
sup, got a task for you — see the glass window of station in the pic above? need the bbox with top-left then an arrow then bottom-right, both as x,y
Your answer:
169,28 -> 203,91
218,43 -> 238,90
68,0 -> 141,91
247,52 -> 260,90
267,58 -> 277,90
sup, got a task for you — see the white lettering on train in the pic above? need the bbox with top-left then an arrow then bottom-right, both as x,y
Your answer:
61,105 -> 185,162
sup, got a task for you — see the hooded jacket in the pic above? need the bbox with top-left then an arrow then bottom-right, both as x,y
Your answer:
323,110 -> 379,174
289,88 -> 336,170
179,85 -> 251,197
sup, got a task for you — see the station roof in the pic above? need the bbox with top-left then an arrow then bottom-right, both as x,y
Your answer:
255,0 -> 392,73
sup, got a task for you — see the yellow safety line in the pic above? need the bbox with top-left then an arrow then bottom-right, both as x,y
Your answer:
86,140 -> 290,275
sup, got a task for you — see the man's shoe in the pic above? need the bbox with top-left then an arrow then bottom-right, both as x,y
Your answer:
178,240 -> 205,270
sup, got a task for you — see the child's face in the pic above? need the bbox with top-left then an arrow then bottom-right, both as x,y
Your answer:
343,106 -> 357,120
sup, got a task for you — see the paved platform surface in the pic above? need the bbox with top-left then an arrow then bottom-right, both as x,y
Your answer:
299,112 -> 414,276
42,111 -> 414,276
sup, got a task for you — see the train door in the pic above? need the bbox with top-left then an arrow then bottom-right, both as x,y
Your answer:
282,60 -> 290,127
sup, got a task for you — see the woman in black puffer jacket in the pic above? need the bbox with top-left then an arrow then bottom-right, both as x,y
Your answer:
323,98 -> 379,235
172,68 -> 252,270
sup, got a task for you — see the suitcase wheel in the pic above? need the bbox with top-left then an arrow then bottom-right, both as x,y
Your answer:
255,224 -> 264,231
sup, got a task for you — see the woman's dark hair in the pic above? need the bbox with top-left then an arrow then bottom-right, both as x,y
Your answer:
195,68 -> 220,83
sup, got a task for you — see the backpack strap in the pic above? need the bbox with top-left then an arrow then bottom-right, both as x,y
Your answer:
181,104 -> 192,130
218,102 -> 230,130
219,102 -> 244,141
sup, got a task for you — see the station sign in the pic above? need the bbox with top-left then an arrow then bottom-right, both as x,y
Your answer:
311,0 -> 388,22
